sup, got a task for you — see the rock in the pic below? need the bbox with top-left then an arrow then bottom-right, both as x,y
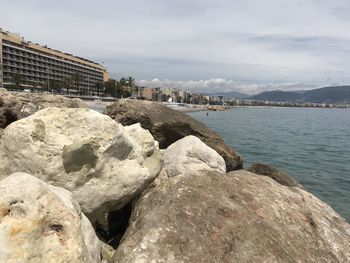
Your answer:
100,241 -> 116,263
105,99 -> 243,171
248,163 -> 302,188
0,128 -> 3,140
0,108 -> 162,222
95,204 -> 133,249
0,89 -> 87,128
106,203 -> 133,248
114,170 -> 350,263
162,135 -> 226,177
0,91 -> 21,128
0,172 -> 101,263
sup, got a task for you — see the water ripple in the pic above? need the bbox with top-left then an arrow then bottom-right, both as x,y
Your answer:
189,108 -> 350,222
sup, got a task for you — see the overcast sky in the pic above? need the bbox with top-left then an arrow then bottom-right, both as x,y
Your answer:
1,0 -> 350,94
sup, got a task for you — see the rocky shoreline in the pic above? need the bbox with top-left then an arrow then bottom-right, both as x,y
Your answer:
0,89 -> 349,262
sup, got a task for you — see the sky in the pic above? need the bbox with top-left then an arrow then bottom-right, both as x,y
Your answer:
1,0 -> 350,94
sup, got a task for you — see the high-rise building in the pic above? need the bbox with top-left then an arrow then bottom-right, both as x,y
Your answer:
0,29 -> 109,94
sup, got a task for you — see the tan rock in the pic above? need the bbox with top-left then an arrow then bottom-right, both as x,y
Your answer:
114,170 -> 350,263
100,241 -> 116,263
248,163 -> 303,188
0,172 -> 101,263
0,108 -> 162,222
105,99 -> 243,171
0,89 -> 87,128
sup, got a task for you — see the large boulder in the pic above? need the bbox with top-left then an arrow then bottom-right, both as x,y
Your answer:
0,172 -> 101,263
0,108 -> 162,222
248,163 -> 302,188
0,89 -> 87,128
105,99 -> 243,171
161,135 -> 226,177
114,171 -> 350,263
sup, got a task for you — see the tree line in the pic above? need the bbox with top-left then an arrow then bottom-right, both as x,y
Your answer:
5,73 -> 137,98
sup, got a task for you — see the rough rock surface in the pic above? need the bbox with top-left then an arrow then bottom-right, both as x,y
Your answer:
0,172 -> 101,263
161,135 -> 226,177
0,89 -> 87,128
114,170 -> 350,263
248,163 -> 302,188
105,99 -> 242,171
100,241 -> 116,263
0,108 -> 162,222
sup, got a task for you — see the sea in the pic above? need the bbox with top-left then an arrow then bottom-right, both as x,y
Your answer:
188,107 -> 350,222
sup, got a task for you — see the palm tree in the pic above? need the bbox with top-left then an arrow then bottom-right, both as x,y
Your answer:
126,76 -> 136,97
127,76 -> 135,87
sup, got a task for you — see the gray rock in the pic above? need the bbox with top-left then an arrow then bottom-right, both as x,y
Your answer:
114,170 -> 350,263
0,108 -> 162,223
105,99 -> 243,171
248,163 -> 302,188
0,172 -> 101,263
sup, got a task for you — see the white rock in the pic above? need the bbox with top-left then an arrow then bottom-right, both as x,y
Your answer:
0,108 -> 162,222
162,135 -> 226,177
0,172 -> 101,263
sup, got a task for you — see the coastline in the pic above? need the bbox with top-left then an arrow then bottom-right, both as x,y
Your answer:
1,92 -> 350,261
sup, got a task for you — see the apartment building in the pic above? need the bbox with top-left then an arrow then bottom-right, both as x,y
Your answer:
0,29 -> 109,93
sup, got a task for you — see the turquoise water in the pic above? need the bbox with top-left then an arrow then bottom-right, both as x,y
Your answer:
188,107 -> 350,222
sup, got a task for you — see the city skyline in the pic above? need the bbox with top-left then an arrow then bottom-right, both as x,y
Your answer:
2,0 -> 350,94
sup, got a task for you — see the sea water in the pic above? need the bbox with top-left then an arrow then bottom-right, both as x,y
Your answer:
189,107 -> 350,222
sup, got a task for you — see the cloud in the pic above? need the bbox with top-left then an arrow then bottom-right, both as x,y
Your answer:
137,78 -> 318,95
1,0 -> 350,90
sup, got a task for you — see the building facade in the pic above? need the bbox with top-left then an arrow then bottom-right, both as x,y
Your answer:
0,29 -> 109,94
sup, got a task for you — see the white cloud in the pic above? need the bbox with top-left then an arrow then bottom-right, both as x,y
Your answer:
137,78 -> 318,95
1,0 -> 350,91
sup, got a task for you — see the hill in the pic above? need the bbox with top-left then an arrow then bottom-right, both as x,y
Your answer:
203,91 -> 248,99
248,90 -> 302,102
248,86 -> 350,104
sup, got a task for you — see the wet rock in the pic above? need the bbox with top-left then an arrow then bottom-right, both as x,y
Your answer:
161,135 -> 226,177
114,170 -> 350,263
0,108 -> 162,222
248,163 -> 302,188
105,99 -> 243,171
0,172 -> 101,263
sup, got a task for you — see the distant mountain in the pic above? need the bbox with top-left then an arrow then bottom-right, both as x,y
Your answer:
203,91 -> 248,99
248,86 -> 350,104
303,86 -> 350,104
248,90 -> 302,102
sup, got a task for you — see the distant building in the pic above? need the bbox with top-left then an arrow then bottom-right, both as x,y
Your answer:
0,29 -> 109,93
141,87 -> 157,101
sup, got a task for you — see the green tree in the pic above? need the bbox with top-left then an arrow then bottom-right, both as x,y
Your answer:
63,77 -> 74,94
71,73 -> 83,95
11,73 -> 23,90
51,80 -> 65,94
104,79 -> 117,97
94,81 -> 104,97
119,77 -> 127,87
127,76 -> 136,97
